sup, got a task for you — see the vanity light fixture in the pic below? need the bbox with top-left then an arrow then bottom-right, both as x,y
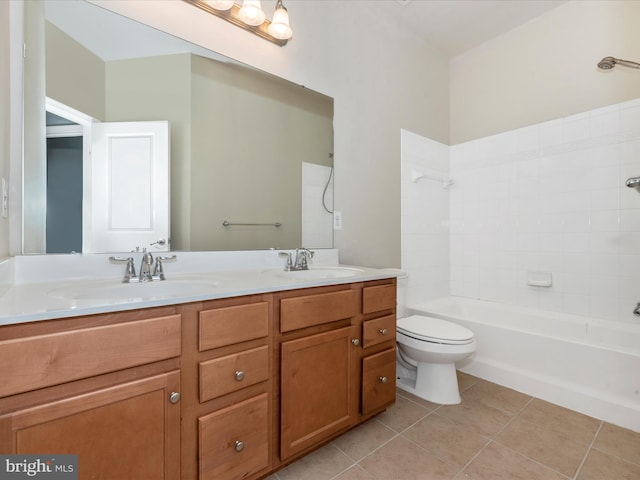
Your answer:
186,0 -> 293,46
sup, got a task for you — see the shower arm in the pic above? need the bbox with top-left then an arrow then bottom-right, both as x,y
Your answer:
615,58 -> 640,69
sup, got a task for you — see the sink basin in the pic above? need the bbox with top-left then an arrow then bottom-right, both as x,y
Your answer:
267,266 -> 365,281
48,277 -> 220,301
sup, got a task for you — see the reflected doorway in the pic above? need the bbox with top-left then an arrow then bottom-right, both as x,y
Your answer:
46,112 -> 83,253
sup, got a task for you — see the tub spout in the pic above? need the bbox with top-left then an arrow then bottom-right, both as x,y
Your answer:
634,302 -> 640,317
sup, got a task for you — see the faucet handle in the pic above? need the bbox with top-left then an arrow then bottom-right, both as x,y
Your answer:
109,256 -> 136,282
153,255 -> 177,281
278,251 -> 293,271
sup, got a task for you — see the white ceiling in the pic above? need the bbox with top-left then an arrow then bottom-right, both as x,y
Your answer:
363,0 -> 568,57
47,0 -> 569,61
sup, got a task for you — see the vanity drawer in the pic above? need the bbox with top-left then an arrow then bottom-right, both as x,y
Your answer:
199,346 -> 269,402
0,315 -> 182,398
280,290 -> 356,332
199,302 -> 269,351
362,284 -> 396,315
362,314 -> 396,349
362,347 -> 396,416
199,393 -> 269,480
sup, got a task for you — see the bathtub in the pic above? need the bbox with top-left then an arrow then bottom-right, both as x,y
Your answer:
407,296 -> 640,433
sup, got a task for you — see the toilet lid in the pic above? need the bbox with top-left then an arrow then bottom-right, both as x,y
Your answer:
397,315 -> 474,345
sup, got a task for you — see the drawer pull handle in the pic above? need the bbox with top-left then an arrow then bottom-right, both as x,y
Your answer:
235,440 -> 245,452
379,376 -> 388,384
169,391 -> 181,404
379,328 -> 388,335
235,371 -> 245,381
351,338 -> 360,346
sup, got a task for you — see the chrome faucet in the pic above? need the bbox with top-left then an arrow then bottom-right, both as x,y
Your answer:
139,251 -> 154,282
278,248 -> 314,271
110,251 -> 177,282
293,248 -> 314,270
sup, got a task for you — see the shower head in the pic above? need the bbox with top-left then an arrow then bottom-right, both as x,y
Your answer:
626,176 -> 640,189
598,56 -> 640,70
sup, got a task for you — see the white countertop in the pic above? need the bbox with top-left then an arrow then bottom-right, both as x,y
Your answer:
0,251 -> 398,325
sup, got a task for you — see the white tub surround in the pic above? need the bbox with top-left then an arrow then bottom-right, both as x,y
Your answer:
0,249 -> 398,324
409,296 -> 640,433
450,97 -> 640,323
400,130 -> 451,306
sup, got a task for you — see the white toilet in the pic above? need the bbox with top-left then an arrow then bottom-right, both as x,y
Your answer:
394,274 -> 476,405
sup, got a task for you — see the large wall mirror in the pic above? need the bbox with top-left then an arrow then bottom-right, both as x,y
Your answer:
23,0 -> 334,254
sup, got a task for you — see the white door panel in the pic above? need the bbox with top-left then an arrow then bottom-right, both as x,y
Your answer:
87,121 -> 169,253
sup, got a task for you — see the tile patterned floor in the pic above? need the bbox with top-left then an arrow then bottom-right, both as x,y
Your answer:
266,372 -> 640,480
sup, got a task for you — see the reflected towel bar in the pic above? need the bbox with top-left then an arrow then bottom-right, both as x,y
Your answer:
222,221 -> 282,227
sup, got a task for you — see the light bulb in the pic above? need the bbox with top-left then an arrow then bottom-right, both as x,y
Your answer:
267,1 -> 292,40
206,0 -> 234,10
238,0 -> 265,26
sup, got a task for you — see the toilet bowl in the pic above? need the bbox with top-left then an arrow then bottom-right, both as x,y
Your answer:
396,314 -> 476,405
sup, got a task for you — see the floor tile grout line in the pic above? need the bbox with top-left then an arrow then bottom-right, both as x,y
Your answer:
342,430 -> 405,479
572,421 -> 604,480
442,396 -> 540,479
487,395 -> 583,479
488,439 -> 574,480
589,444 -> 640,469
327,463 -> 369,480
398,419 -> 493,478
452,437 -> 494,478
490,394 -> 536,439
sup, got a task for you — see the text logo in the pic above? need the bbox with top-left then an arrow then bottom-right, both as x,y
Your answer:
0,456 -> 77,480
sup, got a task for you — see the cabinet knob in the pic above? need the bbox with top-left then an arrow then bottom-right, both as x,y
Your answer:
351,338 -> 360,346
379,376 -> 388,384
235,371 -> 245,381
234,440 -> 245,452
169,391 -> 181,404
379,328 -> 388,335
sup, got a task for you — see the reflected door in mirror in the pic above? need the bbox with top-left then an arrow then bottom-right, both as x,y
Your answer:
88,121 -> 170,253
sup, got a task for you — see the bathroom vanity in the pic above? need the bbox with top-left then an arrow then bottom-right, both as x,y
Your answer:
0,257 -> 396,480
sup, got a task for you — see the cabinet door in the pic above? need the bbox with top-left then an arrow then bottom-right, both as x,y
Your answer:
199,393 -> 269,480
280,326 -> 357,460
362,348 -> 396,416
0,371 -> 180,480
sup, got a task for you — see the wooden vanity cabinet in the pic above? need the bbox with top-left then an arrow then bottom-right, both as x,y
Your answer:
278,286 -> 359,460
278,279 -> 396,462
0,276 -> 396,480
0,307 -> 182,479
360,281 -> 397,418
180,296 -> 273,480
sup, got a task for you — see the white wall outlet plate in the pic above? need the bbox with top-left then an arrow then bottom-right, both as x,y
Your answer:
333,211 -> 342,230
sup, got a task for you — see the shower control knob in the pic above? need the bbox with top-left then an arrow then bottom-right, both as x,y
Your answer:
235,371 -> 245,381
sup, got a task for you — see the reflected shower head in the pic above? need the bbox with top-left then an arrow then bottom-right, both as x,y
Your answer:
598,56 -> 640,70
597,56 -> 616,70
